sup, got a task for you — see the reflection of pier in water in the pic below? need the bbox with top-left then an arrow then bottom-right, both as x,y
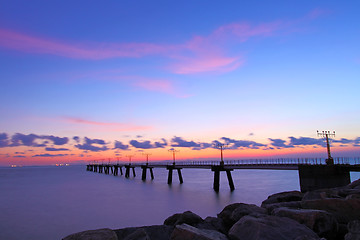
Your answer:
86,157 -> 360,192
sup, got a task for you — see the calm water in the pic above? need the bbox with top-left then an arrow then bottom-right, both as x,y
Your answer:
1,165 -> 359,240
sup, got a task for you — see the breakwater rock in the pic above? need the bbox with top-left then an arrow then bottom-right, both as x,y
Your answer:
63,179 -> 360,240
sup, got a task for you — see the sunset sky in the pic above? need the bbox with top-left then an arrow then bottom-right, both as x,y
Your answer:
1,1 -> 359,166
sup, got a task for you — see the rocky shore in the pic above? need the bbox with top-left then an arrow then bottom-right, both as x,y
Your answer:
63,179 -> 360,240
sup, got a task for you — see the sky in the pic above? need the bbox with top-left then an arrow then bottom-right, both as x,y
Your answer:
0,0 -> 360,166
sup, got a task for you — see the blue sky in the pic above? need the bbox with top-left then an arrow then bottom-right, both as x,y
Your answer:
0,1 -> 359,165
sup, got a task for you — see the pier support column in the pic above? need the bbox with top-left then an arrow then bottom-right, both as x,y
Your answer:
141,165 -> 155,181
226,170 -> 235,191
119,166 -> 123,175
213,169 -> 220,192
125,165 -> 136,178
150,168 -> 154,180
177,168 -> 183,184
168,168 -> 173,184
113,166 -> 118,176
211,166 -> 235,192
166,165 -> 183,184
125,166 -> 130,178
298,165 -> 351,192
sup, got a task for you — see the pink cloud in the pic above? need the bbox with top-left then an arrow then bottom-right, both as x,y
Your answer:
0,28 -> 169,59
172,55 -> 243,74
0,10 -> 321,74
63,117 -> 152,131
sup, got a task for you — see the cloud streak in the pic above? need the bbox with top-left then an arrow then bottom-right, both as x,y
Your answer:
0,11 -> 315,74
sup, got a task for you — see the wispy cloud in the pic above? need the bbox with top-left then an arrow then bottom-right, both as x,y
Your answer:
0,10 -> 321,74
63,117 -> 152,132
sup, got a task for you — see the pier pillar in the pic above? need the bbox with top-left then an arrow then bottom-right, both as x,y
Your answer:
125,165 -> 136,178
141,165 -> 154,181
168,168 -> 173,184
177,168 -> 183,184
226,169 -> 235,191
99,165 -> 103,173
119,166 -> 123,175
298,165 -> 351,192
166,165 -> 183,184
211,165 -> 235,192
113,166 -> 118,176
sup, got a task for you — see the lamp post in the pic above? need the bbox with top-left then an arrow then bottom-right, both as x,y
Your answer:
317,130 -> 336,165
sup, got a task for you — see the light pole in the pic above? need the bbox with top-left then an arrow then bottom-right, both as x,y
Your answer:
142,153 -> 152,165
214,143 -> 228,166
317,130 -> 336,165
168,149 -> 179,165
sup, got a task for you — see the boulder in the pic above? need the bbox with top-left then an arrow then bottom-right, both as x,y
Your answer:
164,211 -> 204,226
302,189 -> 341,201
272,207 -> 338,239
123,229 -> 150,240
170,223 -> 229,240
262,201 -> 302,214
301,199 -> 360,224
62,228 -> 118,240
348,179 -> 360,189
345,220 -> 360,239
115,225 -> 173,240
196,217 -> 227,234
261,191 -> 303,206
217,203 -> 266,228
228,215 -> 319,240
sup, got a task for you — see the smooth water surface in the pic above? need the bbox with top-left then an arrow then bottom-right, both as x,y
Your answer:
1,165 -> 359,240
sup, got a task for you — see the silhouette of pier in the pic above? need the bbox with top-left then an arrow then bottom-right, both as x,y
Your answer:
86,157 -> 360,192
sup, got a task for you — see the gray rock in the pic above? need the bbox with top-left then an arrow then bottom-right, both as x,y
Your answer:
123,229 -> 150,240
301,199 -> 360,224
217,203 -> 266,228
196,217 -> 227,234
262,201 -> 302,213
115,225 -> 173,240
62,228 -> 118,240
302,189 -> 341,201
346,194 -> 360,200
261,191 -> 303,206
348,220 -> 360,234
348,179 -> 360,189
345,220 -> 360,240
272,207 -> 338,239
230,204 -> 267,223
164,211 -> 204,226
228,215 -> 319,240
170,223 -> 229,240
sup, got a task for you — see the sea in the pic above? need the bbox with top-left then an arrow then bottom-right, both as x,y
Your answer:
1,165 -> 359,240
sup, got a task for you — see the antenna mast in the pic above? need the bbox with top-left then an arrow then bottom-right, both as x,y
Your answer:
168,149 -> 179,165
214,143 -> 228,166
317,130 -> 335,165
142,153 -> 152,165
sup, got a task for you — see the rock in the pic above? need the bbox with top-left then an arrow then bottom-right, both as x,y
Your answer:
170,223 -> 229,240
301,199 -> 360,224
345,220 -> 360,239
230,204 -> 267,223
196,217 -> 227,234
164,211 -> 204,226
302,189 -> 341,201
348,179 -> 360,189
262,201 -> 302,214
261,191 -> 303,206
115,225 -> 173,240
348,220 -> 360,234
346,194 -> 360,200
228,215 -> 319,240
272,207 -> 338,239
62,228 -> 118,240
217,203 -> 266,229
123,229 -> 150,240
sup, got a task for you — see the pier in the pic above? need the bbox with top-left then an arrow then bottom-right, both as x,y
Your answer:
86,157 -> 360,192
